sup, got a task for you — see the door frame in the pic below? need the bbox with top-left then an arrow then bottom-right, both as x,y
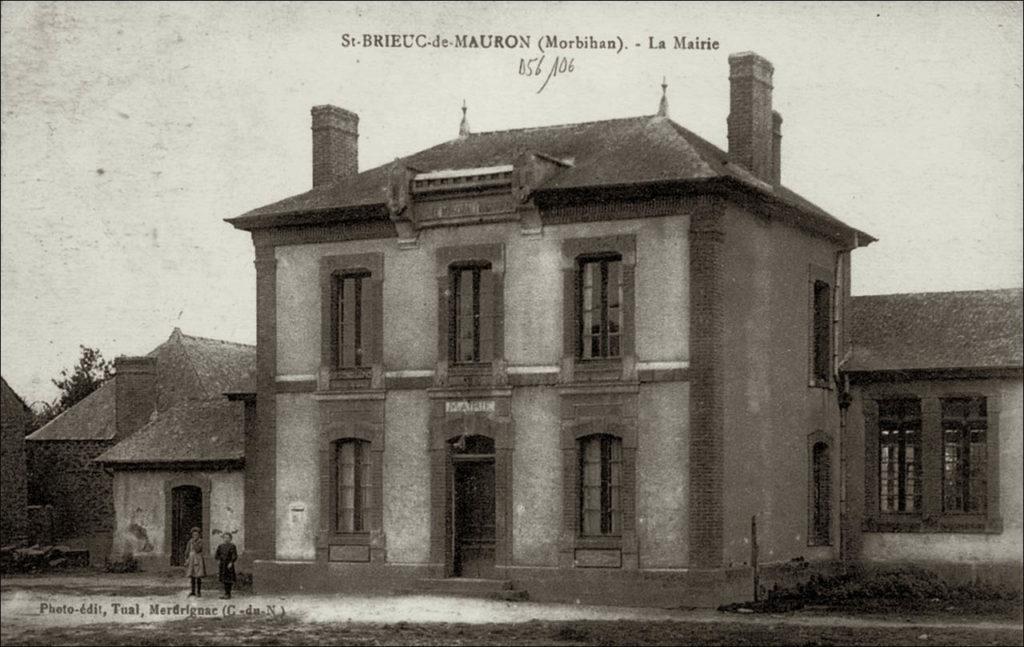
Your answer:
428,394 -> 513,578
163,475 -> 211,565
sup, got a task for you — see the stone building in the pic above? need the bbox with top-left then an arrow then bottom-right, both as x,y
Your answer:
843,289 -> 1023,587
26,329 -> 253,564
227,52 -> 877,605
1,376 -> 31,544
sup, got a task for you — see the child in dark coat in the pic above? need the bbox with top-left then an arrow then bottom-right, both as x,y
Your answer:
215,532 -> 238,599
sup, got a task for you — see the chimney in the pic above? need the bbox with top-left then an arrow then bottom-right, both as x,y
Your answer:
727,52 -> 775,183
772,110 -> 783,186
311,104 -> 359,187
114,356 -> 157,440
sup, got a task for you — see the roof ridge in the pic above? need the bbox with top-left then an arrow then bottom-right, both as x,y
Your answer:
177,331 -> 256,349
465,114 -> 654,138
853,288 -> 1023,299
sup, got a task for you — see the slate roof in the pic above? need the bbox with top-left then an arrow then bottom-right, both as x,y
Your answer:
847,288 -> 1023,373
26,329 -> 254,441
1,376 -> 32,423
95,398 -> 244,465
227,114 -> 872,243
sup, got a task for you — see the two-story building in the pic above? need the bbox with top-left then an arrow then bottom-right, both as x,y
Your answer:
228,52 -> 875,605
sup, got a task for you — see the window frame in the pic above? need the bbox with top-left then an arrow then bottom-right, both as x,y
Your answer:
576,254 -> 625,362
808,265 -> 833,389
860,383 -> 1002,534
560,235 -> 636,384
447,262 -> 495,366
578,433 -> 624,538
807,431 -> 833,547
333,438 -> 372,534
435,244 -> 505,387
319,253 -> 384,391
316,405 -> 385,563
940,396 -> 988,516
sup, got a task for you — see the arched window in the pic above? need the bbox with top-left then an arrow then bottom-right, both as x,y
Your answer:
335,439 -> 371,533
578,434 -> 622,536
811,441 -> 831,545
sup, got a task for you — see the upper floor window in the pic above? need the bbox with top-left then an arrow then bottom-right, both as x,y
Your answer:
941,397 -> 987,514
331,271 -> 371,368
577,254 -> 623,360
811,279 -> 832,384
448,263 -> 495,364
335,438 -> 371,533
878,398 -> 922,514
578,434 -> 622,536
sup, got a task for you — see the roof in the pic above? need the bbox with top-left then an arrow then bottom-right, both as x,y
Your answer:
227,114 -> 872,244
95,397 -> 244,465
27,329 -> 254,441
847,288 -> 1023,373
1,376 -> 32,422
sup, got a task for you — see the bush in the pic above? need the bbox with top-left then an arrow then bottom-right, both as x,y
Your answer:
770,565 -> 1020,606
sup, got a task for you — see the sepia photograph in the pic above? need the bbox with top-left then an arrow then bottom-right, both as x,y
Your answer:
1,2 -> 1021,645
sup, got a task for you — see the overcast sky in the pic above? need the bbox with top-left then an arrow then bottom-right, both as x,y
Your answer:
2,1 -> 1021,405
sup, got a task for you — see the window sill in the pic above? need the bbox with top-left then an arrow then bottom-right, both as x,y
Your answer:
863,514 -> 1002,534
573,536 -> 623,550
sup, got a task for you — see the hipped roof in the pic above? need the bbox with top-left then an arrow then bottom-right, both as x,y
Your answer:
27,329 -> 254,442
227,114 -> 873,245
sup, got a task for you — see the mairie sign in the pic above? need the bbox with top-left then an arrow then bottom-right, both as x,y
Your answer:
445,400 -> 495,414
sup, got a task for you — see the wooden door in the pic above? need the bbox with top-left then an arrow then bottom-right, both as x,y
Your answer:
453,459 -> 496,578
170,485 -> 202,566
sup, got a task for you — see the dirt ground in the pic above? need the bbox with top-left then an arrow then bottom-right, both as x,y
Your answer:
2,572 -> 1021,646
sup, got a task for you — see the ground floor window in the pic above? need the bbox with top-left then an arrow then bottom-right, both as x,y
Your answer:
941,397 -> 987,514
579,434 -> 622,537
335,439 -> 371,533
878,398 -> 922,514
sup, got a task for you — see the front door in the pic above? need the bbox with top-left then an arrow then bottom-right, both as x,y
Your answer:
453,458 -> 496,578
170,485 -> 202,566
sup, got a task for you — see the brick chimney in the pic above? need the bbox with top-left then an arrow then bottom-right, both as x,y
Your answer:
727,52 -> 775,183
311,105 -> 359,187
114,356 -> 157,439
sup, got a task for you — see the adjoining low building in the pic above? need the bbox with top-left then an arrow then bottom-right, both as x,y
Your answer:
26,329 -> 254,565
1,377 -> 32,545
843,288 -> 1023,587
96,385 -> 254,570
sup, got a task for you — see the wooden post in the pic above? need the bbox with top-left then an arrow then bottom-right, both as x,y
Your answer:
751,514 -> 759,602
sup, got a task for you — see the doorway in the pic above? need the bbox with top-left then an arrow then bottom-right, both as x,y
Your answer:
451,435 -> 496,578
170,485 -> 202,566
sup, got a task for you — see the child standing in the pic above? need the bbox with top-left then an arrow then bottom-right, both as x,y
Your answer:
184,527 -> 207,597
215,532 -> 238,599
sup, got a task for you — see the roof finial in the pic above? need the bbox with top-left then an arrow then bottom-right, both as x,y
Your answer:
657,76 -> 669,117
459,99 -> 471,137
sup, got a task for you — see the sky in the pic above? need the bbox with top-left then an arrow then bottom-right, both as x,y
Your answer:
2,1 -> 1022,405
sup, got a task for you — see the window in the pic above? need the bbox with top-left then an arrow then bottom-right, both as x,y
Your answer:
577,255 -> 623,360
448,263 -> 495,364
578,434 -> 622,536
335,439 -> 371,533
331,272 -> 371,368
942,397 -> 987,514
811,279 -> 831,383
878,399 -> 922,514
811,441 -> 832,545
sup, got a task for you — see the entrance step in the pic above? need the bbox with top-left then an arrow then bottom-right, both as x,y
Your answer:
415,578 -> 528,602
